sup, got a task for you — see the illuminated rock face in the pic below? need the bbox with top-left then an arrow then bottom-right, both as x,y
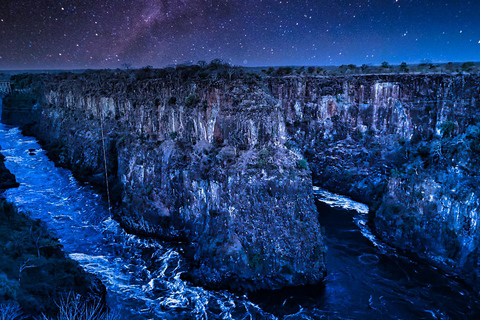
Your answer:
19,77 -> 326,291
268,74 -> 480,289
5,72 -> 480,291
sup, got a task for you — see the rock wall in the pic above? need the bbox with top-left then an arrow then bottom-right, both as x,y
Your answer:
5,71 -> 480,291
267,74 -> 480,289
15,77 -> 326,291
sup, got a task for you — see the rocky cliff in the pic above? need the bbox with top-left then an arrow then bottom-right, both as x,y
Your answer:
6,72 -> 326,291
4,70 -> 480,291
267,74 -> 480,289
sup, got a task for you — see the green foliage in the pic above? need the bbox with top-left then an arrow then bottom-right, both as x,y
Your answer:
169,131 -> 178,140
390,168 -> 401,178
297,158 -> 308,170
439,121 -> 456,138
418,62 -> 434,71
400,62 -> 409,73
0,273 -> 19,300
467,125 -> 480,154
265,67 -> 275,75
339,64 -> 357,74
185,94 -> 198,107
197,60 -> 207,68
248,253 -> 264,272
209,58 -> 230,70
461,62 -> 475,72
274,67 -> 293,76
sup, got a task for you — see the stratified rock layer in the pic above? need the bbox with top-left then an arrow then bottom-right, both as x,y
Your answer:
268,74 -> 480,289
14,76 -> 326,291
4,71 -> 480,291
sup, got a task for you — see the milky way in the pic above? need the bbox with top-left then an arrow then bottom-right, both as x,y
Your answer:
0,0 -> 479,70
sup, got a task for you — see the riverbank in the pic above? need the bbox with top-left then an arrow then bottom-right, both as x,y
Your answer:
0,149 -> 106,318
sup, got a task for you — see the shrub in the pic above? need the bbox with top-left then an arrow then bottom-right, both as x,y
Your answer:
169,131 -> 178,140
0,273 -> 20,300
440,121 -> 456,138
297,159 -> 308,170
461,62 -> 474,72
400,62 -> 409,73
185,94 -> 198,107
40,294 -> 119,320
0,302 -> 24,320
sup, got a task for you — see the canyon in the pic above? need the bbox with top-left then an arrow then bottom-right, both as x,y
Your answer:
2,69 -> 480,293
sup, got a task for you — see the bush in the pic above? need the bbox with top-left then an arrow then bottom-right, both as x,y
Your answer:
0,200 -> 103,317
0,273 -> 20,300
439,121 -> 456,138
461,62 -> 474,72
0,301 -> 24,320
297,159 -> 308,170
185,94 -> 198,107
40,294 -> 119,320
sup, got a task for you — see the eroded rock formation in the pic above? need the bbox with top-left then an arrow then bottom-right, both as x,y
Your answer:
4,71 -> 480,291
10,76 -> 326,291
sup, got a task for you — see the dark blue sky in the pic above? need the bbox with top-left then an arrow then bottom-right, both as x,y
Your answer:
0,0 -> 479,69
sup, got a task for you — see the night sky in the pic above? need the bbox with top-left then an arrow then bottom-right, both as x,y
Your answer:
0,0 -> 479,70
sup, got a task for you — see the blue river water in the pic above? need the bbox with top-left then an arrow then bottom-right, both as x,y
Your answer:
1,122 -> 479,319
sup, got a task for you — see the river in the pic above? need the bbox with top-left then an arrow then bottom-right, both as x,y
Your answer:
0,123 -> 479,319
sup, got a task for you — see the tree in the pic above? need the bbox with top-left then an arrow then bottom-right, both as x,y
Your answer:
226,67 -> 236,81
400,62 -> 409,73
266,67 -> 275,75
121,63 -> 132,70
197,60 -> 207,68
361,64 -> 369,73
381,61 -> 389,69
461,62 -> 475,72
445,62 -> 456,72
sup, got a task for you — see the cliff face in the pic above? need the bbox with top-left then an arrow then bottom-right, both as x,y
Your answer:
5,71 -> 480,291
26,77 -> 326,291
268,74 -> 480,288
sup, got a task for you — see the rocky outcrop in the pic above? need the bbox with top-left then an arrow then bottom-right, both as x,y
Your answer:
0,149 -> 19,189
4,71 -> 480,291
267,74 -> 480,289
6,75 -> 326,291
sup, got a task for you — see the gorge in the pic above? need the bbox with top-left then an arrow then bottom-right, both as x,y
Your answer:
1,67 -> 480,318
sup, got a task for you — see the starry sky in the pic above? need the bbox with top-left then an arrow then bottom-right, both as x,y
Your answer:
0,0 -> 479,70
